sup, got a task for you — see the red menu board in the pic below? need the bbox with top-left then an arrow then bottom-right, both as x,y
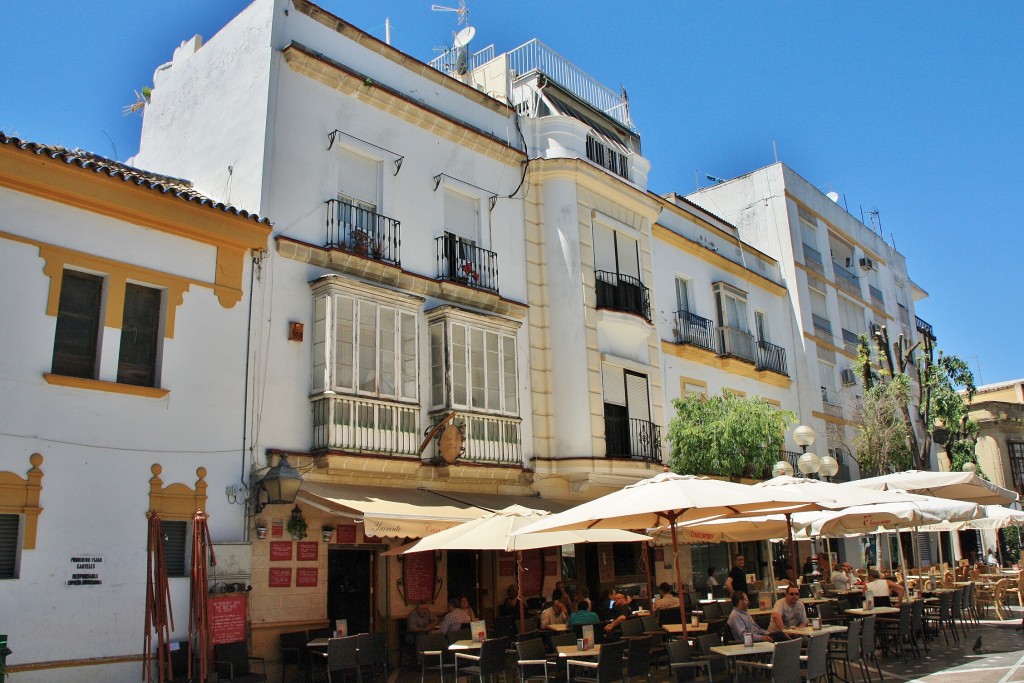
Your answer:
210,594 -> 247,644
336,524 -> 357,543
271,519 -> 284,537
269,567 -> 292,588
297,542 -> 319,561
403,552 -> 436,604
269,541 -> 292,561
521,549 -> 544,596
296,567 -> 318,587
499,560 -> 515,577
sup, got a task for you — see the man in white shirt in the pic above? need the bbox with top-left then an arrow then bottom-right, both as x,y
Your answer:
540,599 -> 568,629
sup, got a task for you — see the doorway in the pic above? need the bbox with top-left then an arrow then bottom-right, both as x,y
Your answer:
447,550 -> 480,612
328,548 -> 373,634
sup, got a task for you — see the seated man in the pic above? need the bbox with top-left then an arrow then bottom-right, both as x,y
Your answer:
767,586 -> 808,638
603,593 -> 633,633
568,601 -> 600,627
865,568 -> 905,606
406,601 -> 436,643
726,591 -> 785,643
651,582 -> 679,615
439,597 -> 472,634
831,563 -> 853,592
540,598 -> 569,629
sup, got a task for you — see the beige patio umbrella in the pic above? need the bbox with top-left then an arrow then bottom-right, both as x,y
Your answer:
395,505 -> 651,632
512,472 -> 821,634
842,470 -> 1018,505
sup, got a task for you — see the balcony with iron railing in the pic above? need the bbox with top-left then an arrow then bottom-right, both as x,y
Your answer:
719,325 -> 756,363
605,416 -> 662,463
674,310 -> 718,353
595,270 -> 651,321
832,262 -> 861,295
436,233 -> 499,294
755,340 -> 788,376
427,411 -> 523,465
311,394 -> 421,454
325,198 -> 401,266
501,39 -> 634,130
915,316 -> 935,341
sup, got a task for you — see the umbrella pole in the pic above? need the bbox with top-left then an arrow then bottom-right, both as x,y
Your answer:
516,551 -> 525,635
642,543 -> 653,609
786,514 -> 799,585
670,515 -> 688,637
895,526 -> 909,594
766,540 -> 776,594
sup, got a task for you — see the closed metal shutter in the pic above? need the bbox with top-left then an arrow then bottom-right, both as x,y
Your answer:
0,514 -> 19,579
337,147 -> 380,208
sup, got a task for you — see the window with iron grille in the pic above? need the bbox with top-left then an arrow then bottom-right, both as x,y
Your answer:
585,135 -> 629,180
0,514 -> 19,579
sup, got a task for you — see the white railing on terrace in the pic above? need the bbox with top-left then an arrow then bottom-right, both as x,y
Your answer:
502,39 -> 634,130
428,44 -> 495,77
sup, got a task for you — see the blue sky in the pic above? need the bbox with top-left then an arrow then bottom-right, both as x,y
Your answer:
3,1 -> 1022,385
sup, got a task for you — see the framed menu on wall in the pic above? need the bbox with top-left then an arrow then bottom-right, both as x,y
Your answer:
269,567 -> 292,588
403,552 -> 436,604
520,549 -> 544,596
269,541 -> 292,562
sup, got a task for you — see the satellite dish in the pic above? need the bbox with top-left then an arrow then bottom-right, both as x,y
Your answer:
453,26 -> 475,48
826,191 -> 840,203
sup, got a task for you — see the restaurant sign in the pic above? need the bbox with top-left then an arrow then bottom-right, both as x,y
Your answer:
362,517 -> 463,539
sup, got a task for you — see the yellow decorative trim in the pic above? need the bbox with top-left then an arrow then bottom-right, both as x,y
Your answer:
148,464 -> 208,520
678,376 -> 708,397
724,388 -> 747,397
0,144 -> 268,308
811,410 -> 860,428
43,373 -> 170,398
661,340 -> 792,389
786,193 -> 887,266
0,453 -> 44,549
530,158 -> 662,220
282,44 -> 523,168
762,397 -> 783,408
654,224 -> 786,296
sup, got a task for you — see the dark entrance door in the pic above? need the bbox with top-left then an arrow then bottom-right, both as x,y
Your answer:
328,548 -> 373,634
446,550 -> 479,612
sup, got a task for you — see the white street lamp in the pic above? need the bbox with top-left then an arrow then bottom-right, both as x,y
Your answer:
818,454 -> 840,479
773,460 -> 795,478
962,461 -> 977,474
798,452 -> 822,476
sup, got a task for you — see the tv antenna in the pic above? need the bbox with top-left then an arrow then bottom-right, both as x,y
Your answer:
431,1 -> 469,26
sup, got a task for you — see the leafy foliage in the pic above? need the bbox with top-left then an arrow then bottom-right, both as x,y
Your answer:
667,392 -> 795,478
851,364 -> 913,476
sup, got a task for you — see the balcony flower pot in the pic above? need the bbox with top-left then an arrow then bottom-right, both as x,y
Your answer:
287,508 -> 307,540
254,520 -> 269,540
351,229 -> 371,257
321,525 -> 334,543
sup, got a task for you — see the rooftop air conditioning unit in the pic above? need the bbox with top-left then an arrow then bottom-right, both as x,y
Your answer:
859,257 -> 874,270
840,368 -> 857,386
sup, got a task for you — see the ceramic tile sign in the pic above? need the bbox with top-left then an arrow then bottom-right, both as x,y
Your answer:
296,567 -> 318,587
211,594 -> 247,644
67,554 -> 104,587
297,541 -> 319,561
269,567 -> 292,588
270,541 -> 292,561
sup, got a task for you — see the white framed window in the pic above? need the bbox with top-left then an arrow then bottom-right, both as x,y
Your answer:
675,277 -> 691,314
754,310 -> 768,342
809,287 -> 831,335
428,307 -> 520,416
593,223 -> 640,280
713,282 -> 749,333
819,360 -> 838,405
311,279 -> 421,402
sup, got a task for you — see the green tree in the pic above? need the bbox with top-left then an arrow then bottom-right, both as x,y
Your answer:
667,392 -> 795,478
851,350 -> 913,475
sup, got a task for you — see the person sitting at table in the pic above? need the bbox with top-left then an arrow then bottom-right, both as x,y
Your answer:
802,556 -> 815,575
706,567 -> 719,589
406,601 -> 437,642
604,593 -> 633,633
987,548 -> 999,568
831,563 -> 853,592
439,596 -> 473,634
865,568 -> 904,607
652,582 -> 680,615
767,586 -> 808,638
568,600 -> 601,627
595,589 -> 614,621
540,598 -> 569,629
728,591 -> 787,643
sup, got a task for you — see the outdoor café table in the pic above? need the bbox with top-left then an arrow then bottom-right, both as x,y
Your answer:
749,608 -> 774,617
844,606 -> 900,617
557,643 -> 602,680
448,640 -> 482,651
307,637 -> 330,648
657,622 -> 708,636
709,641 -> 775,682
546,623 -> 569,632
784,624 -> 847,637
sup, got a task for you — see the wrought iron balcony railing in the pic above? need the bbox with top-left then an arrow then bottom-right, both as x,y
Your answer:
311,395 -> 420,454
595,270 -> 651,321
756,340 -> 788,376
915,316 -> 935,340
719,325 -> 756,363
435,233 -> 499,294
674,310 -> 718,353
325,198 -> 401,266
605,416 -> 662,463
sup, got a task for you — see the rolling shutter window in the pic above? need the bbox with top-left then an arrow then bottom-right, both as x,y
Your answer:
0,514 -> 18,579
625,372 -> 650,422
444,189 -> 478,241
162,520 -> 188,578
592,224 -> 617,273
616,234 -> 640,280
602,365 -> 626,406
337,148 -> 380,209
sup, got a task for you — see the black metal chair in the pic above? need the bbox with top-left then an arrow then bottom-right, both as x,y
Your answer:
693,633 -> 728,681
664,639 -> 712,683
280,630 -> 310,683
619,619 -> 644,638
214,641 -> 268,683
800,632 -> 830,683
357,633 -> 387,683
516,636 -> 562,683
454,636 -> 509,683
312,636 -> 360,683
735,638 -> 801,681
621,635 -> 652,683
417,633 -> 455,683
566,639 -> 626,683
826,618 -> 866,683
860,615 -> 883,682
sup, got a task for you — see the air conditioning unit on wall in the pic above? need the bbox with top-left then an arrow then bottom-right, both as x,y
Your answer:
859,257 -> 874,270
840,368 -> 857,386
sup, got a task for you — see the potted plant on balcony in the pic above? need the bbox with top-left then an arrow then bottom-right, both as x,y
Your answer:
287,506 -> 307,540
459,261 -> 481,285
350,228 -> 371,256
